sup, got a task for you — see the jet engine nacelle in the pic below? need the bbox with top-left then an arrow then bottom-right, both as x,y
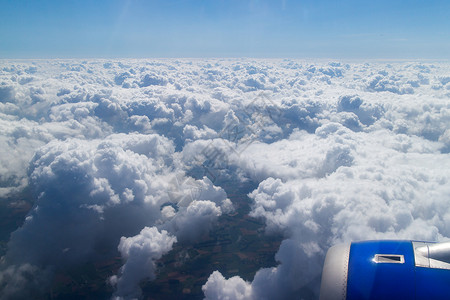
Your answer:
320,240 -> 450,300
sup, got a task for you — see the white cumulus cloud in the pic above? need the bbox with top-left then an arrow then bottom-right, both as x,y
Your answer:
0,59 -> 449,300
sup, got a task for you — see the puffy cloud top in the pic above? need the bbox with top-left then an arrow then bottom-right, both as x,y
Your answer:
111,227 -> 177,300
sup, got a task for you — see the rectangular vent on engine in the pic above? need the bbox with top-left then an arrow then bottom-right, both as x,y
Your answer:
373,254 -> 405,264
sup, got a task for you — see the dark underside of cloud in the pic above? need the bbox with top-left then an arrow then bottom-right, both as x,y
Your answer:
0,59 -> 449,300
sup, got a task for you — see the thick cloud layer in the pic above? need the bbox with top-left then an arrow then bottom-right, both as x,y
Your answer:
0,59 -> 449,299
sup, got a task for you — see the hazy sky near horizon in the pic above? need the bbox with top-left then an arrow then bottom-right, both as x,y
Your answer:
1,0 -> 450,59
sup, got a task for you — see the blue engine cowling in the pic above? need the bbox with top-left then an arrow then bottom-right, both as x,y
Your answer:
320,240 -> 450,300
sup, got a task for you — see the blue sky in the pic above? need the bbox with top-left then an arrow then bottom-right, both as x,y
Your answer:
1,0 -> 449,59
